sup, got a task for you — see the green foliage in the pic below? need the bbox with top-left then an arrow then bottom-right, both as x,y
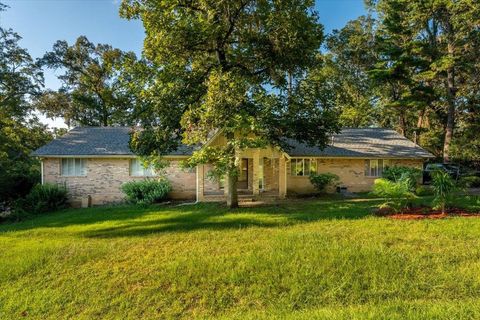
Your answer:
37,36 -> 139,126
432,170 -> 457,214
309,173 -> 340,193
14,184 -> 68,218
121,178 -> 172,205
372,178 -> 416,213
120,0 -> 340,207
0,18 -> 53,204
459,176 -> 480,188
415,185 -> 434,197
382,166 -> 421,192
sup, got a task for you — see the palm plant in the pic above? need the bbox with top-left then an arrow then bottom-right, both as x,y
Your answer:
432,170 -> 456,214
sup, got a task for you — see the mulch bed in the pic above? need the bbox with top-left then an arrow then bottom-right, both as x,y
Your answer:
376,206 -> 480,220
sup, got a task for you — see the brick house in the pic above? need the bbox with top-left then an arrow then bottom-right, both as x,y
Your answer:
33,127 -> 433,206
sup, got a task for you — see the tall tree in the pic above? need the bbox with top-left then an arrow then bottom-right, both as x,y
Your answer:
326,16 -> 379,127
120,0 -> 339,208
0,4 -> 52,202
369,0 -> 480,162
38,36 -> 138,127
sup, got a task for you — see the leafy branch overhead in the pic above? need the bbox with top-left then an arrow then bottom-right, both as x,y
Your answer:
120,0 -> 340,207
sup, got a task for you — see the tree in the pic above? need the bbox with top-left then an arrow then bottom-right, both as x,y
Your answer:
38,36 -> 138,127
0,5 -> 53,203
120,0 -> 339,208
368,0 -> 480,162
325,16 -> 380,128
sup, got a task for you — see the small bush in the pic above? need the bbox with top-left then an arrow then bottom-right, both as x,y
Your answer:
459,175 -> 480,188
121,178 -> 172,205
372,178 -> 416,213
382,166 -> 421,192
432,170 -> 457,214
15,183 -> 68,216
309,173 -> 340,193
415,185 -> 434,196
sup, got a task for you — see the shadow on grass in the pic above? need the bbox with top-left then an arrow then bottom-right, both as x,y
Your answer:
0,198 -> 384,237
79,199 -> 379,238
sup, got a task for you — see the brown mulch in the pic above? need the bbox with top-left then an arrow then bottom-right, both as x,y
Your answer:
376,206 -> 480,220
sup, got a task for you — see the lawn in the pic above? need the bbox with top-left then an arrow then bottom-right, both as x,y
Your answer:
1,196 -> 480,319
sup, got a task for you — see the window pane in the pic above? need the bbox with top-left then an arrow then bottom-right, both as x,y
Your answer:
68,158 -> 74,176
370,160 -> 378,177
304,159 -> 310,176
144,166 -> 154,176
290,159 -> 296,176
310,159 -> 317,175
131,159 -> 141,176
296,159 -> 304,176
378,159 -> 384,176
61,159 -> 68,176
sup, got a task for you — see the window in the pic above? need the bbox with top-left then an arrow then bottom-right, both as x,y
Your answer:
291,159 -> 317,176
365,159 -> 390,177
130,159 -> 155,176
61,158 -> 86,176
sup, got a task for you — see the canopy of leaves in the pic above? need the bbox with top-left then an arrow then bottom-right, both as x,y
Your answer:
120,0 -> 340,161
0,19 -> 53,203
37,36 -> 139,127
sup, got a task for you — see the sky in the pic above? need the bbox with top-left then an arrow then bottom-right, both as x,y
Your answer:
1,0 -> 367,128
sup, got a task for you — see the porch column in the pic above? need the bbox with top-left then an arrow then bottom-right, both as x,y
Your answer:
196,164 -> 204,202
279,156 -> 287,199
252,149 -> 260,196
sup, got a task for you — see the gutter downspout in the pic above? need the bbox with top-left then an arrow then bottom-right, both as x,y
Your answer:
40,159 -> 44,185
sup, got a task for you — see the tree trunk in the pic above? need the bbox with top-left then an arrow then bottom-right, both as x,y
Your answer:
226,169 -> 238,208
414,108 -> 426,144
225,131 -> 239,208
443,49 -> 456,163
398,111 -> 407,137
443,21 -> 456,164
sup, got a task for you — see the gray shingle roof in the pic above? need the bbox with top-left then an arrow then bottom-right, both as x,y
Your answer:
33,127 -> 433,159
286,128 -> 434,158
32,127 -> 194,157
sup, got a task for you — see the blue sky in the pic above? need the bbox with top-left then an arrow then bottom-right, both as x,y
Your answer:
1,0 -> 366,127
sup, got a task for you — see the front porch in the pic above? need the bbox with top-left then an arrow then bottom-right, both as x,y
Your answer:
196,148 -> 288,203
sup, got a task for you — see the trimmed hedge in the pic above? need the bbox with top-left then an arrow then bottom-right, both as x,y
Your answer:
121,178 -> 172,205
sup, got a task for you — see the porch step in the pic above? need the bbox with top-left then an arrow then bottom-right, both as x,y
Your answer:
203,193 -> 279,203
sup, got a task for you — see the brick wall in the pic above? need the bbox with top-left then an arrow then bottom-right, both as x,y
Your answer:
287,158 -> 424,194
43,157 -> 196,207
43,156 -> 425,205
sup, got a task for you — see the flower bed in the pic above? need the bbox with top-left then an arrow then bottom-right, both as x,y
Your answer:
376,206 -> 480,220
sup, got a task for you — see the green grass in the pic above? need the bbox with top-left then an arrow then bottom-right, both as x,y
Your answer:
1,196 -> 480,319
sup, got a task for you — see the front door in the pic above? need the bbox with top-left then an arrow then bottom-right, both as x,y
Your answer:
238,159 -> 248,189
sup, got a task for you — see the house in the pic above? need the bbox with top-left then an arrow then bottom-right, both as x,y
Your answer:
33,127 -> 434,206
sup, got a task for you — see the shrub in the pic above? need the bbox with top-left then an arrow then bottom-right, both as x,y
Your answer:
121,178 -> 172,205
372,178 -> 416,213
432,170 -> 457,214
15,183 -> 68,216
459,175 -> 480,188
309,173 -> 340,193
382,166 -> 421,192
415,185 -> 434,196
